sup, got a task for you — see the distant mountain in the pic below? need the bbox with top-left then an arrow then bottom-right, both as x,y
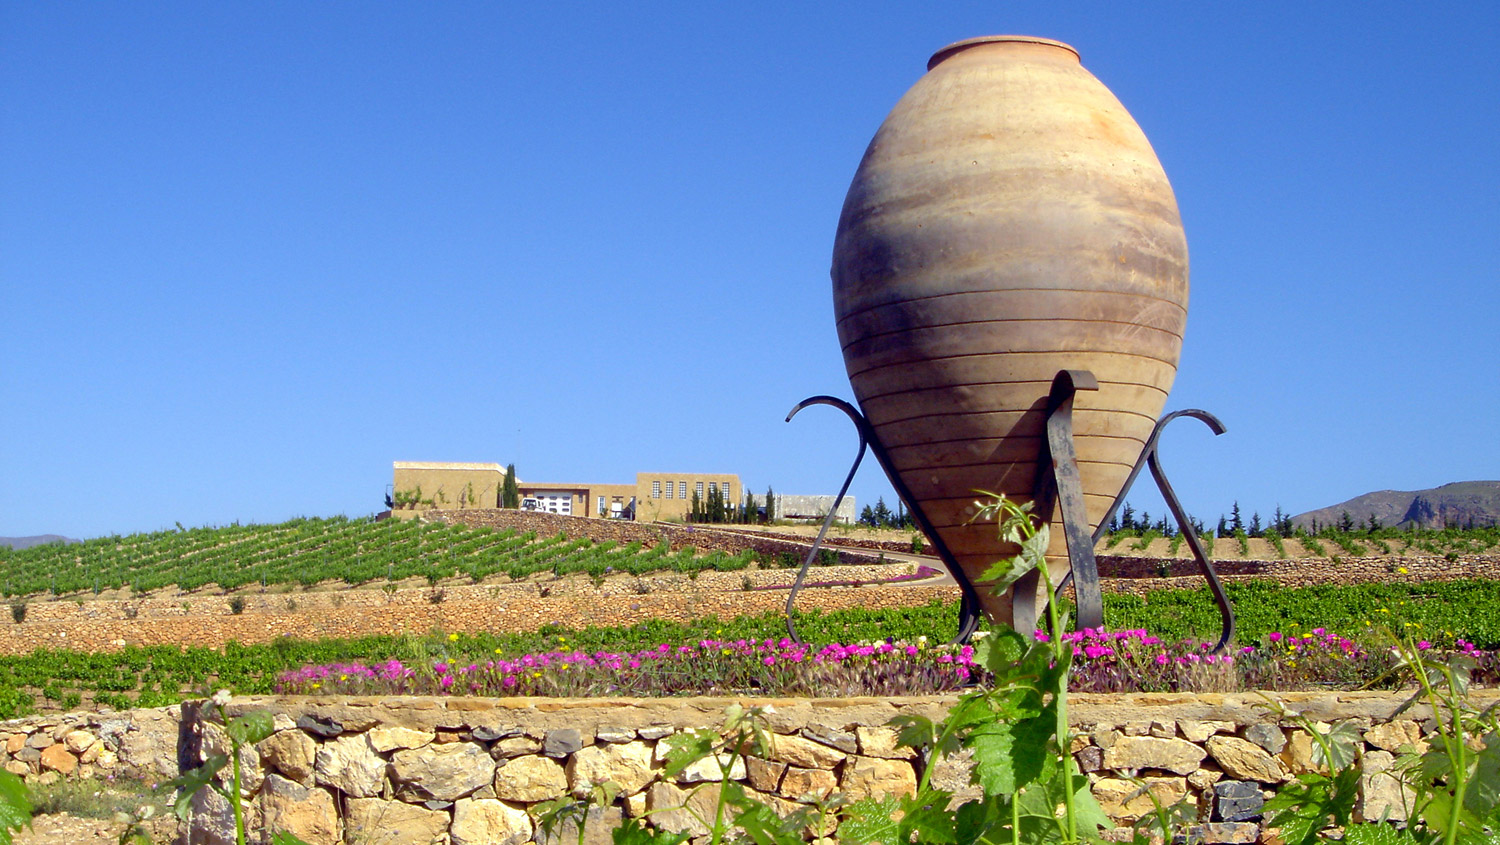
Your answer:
0,534 -> 78,550
1293,481 -> 1500,530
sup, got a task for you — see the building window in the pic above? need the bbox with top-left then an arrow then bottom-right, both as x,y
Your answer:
679,481 -> 687,499
652,481 -> 661,498
709,482 -> 718,496
598,496 -> 606,515
696,481 -> 704,498
665,481 -> 674,499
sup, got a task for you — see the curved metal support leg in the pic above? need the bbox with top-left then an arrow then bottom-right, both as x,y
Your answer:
1147,410 -> 1236,654
783,397 -> 867,644
1059,409 -> 1235,653
785,396 -> 985,644
1037,370 -> 1105,633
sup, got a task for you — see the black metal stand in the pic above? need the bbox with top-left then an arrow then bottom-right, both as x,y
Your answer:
785,371 -> 1235,653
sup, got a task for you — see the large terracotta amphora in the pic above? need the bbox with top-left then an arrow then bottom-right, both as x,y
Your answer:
831,36 -> 1189,627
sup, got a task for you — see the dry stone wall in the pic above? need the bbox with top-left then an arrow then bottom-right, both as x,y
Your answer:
14,690 -> 1487,844
0,567 -> 943,657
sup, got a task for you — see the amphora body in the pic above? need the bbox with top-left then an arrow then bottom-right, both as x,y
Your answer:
831,36 -> 1189,626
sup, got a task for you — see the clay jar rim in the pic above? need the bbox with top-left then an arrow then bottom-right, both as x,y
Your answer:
927,35 -> 1080,71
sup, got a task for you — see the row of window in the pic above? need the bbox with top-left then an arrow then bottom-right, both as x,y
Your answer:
649,480 -> 730,500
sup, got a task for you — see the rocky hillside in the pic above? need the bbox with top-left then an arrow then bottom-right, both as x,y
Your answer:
1293,480 -> 1500,530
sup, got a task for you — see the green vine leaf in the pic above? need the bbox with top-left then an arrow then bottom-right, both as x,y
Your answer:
967,710 -> 1054,796
837,795 -> 903,845
0,769 -> 30,845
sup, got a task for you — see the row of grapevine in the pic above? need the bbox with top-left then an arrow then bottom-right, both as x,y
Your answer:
0,517 -> 772,599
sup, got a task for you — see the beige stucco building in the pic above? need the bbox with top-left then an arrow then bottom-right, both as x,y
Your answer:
390,462 -> 742,523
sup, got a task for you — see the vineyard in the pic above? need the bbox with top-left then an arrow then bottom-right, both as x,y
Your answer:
1101,524 -> 1500,560
0,516 -> 766,599
4,576 -> 1500,717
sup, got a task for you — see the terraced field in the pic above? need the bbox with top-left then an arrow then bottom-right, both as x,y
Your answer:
0,516 -> 762,598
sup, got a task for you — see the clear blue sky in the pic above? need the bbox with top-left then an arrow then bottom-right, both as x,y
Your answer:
4,2 -> 1497,540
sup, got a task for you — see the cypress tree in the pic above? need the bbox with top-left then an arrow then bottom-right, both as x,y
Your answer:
502,464 -> 519,509
764,487 -> 775,523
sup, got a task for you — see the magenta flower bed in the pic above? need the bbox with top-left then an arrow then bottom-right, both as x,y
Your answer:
275,628 -> 1499,699
276,637 -> 977,698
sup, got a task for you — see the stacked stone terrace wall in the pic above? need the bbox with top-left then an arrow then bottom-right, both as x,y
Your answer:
10,690 -> 1492,844
0,564 -> 940,656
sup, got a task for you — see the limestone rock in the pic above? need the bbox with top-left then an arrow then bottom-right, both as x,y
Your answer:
1199,821 -> 1261,843
800,726 -> 858,754
494,755 -> 568,802
1357,749 -> 1412,823
63,730 -> 96,754
928,747 -> 979,799
1104,736 -> 1207,775
3,735 -> 22,754
368,725 -> 433,753
769,734 -> 846,769
840,756 -> 916,801
203,721 -> 264,793
259,729 -> 317,785
595,726 -> 636,743
345,797 -> 449,845
745,756 -> 787,793
79,741 -> 103,765
645,781 -> 714,838
186,781 -> 241,845
119,708 -> 182,778
1211,780 -> 1264,823
1180,720 -> 1236,743
1093,728 -> 1122,750
1149,720 -> 1177,739
314,733 -> 385,798
451,797 -> 532,845
1364,721 -> 1425,754
568,741 -> 654,797
544,728 -> 586,757
780,765 -> 837,800
1,761 -> 25,776
1243,724 -> 1286,755
856,726 -> 915,760
676,753 -> 746,784
259,774 -> 339,845
1187,766 -> 1225,792
391,741 -> 497,802
1091,776 -> 1189,824
1207,736 -> 1288,783
1076,746 -> 1105,773
25,733 -> 51,749
1279,730 -> 1328,775
541,805 -> 622,845
38,744 -> 77,775
492,736 -> 542,758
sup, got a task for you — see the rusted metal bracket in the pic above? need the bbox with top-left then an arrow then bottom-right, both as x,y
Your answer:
784,396 -> 984,645
1013,370 -> 1104,637
1056,407 -> 1235,653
